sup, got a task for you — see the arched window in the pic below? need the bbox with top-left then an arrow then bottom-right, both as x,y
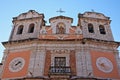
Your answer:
99,25 -> 106,34
56,22 -> 65,34
17,25 -> 24,34
88,23 -> 94,33
28,23 -> 35,33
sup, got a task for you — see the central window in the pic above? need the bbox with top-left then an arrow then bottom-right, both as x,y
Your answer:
54,57 -> 66,67
49,57 -> 71,74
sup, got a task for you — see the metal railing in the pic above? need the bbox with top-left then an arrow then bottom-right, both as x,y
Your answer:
49,66 -> 71,74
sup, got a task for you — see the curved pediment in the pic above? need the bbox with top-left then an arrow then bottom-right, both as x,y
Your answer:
82,12 -> 110,20
13,10 -> 44,20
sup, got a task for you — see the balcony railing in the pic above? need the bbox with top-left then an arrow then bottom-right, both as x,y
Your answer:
49,66 -> 71,74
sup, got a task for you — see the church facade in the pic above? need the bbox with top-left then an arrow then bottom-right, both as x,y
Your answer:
0,10 -> 120,80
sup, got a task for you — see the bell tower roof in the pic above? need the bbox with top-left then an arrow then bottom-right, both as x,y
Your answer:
13,10 -> 44,22
78,11 -> 110,20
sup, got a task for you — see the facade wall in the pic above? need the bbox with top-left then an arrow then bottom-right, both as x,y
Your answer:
90,50 -> 119,79
70,50 -> 76,75
27,45 -> 46,77
1,50 -> 31,79
1,42 -> 48,79
76,46 -> 93,77
1,40 -> 120,79
44,50 -> 51,76
1,10 -> 120,80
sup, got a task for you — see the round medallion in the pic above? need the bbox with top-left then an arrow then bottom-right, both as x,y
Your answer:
96,57 -> 113,73
9,57 -> 25,72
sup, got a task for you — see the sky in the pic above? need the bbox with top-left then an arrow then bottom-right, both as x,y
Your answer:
0,0 -> 120,61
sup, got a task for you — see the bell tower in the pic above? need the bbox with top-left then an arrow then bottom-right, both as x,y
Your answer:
78,12 -> 114,41
9,10 -> 45,41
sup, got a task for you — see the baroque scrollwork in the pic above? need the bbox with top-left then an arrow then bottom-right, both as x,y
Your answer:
51,49 -> 70,54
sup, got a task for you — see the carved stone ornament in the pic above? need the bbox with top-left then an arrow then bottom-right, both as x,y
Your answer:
9,57 -> 25,72
51,49 -> 70,54
96,57 -> 113,73
75,26 -> 82,34
40,26 -> 47,34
